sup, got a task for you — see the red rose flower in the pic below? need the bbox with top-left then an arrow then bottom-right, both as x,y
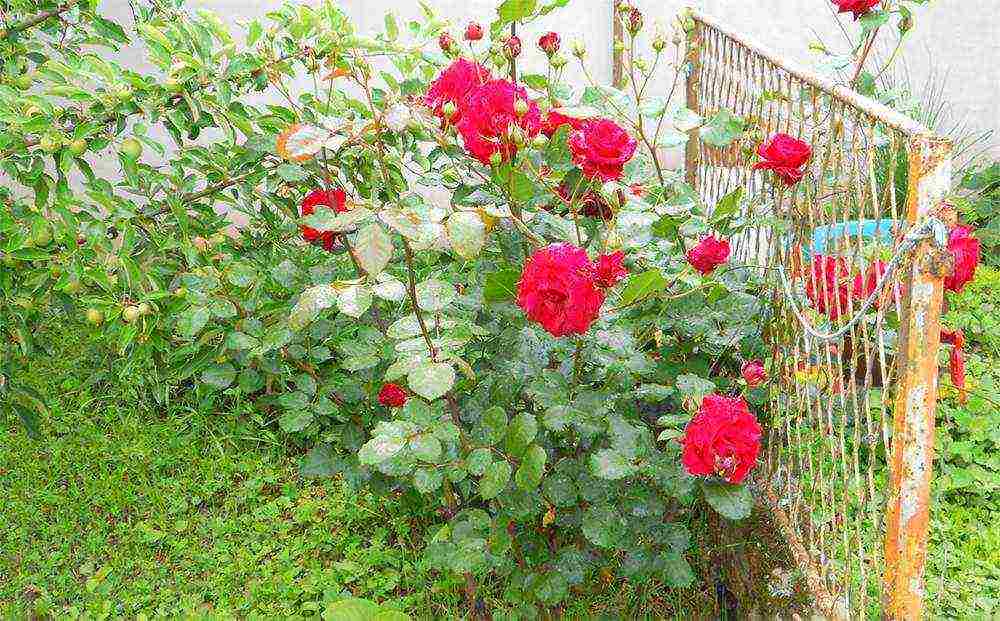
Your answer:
944,225 -> 980,293
753,133 -> 812,186
424,59 -> 491,123
464,22 -> 483,41
378,383 -> 408,408
541,108 -> 588,137
538,31 -> 560,56
593,251 -> 627,289
741,360 -> 767,388
686,235 -> 730,275
456,79 -> 541,164
517,243 -> 607,337
681,394 -> 762,485
805,255 -> 854,320
832,0 -> 881,19
438,32 -> 455,53
301,188 -> 347,251
568,118 -> 637,182
503,35 -> 522,59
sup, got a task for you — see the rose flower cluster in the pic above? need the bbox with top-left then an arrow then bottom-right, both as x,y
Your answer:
425,55 -> 636,181
516,244 -> 627,337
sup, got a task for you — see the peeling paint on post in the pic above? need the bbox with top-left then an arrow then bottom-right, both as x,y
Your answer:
882,135 -> 952,620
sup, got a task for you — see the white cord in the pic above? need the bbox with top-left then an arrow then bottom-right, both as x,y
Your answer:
776,217 -> 947,342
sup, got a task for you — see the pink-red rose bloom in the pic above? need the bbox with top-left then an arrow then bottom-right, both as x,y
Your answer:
517,243 -> 607,337
457,78 -> 541,164
464,22 -> 483,41
754,133 -> 812,185
301,188 -> 347,251
687,235 -> 731,275
805,255 -> 853,320
681,394 -> 762,484
741,360 -> 767,388
424,59 -> 491,123
568,118 -> 637,182
538,31 -> 560,56
940,328 -> 968,404
593,251 -> 628,289
944,225 -> 980,293
541,108 -> 588,137
378,383 -> 408,408
833,0 -> 881,19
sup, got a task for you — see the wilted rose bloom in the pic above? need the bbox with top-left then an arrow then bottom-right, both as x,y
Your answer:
568,118 -> 637,182
753,133 -> 812,185
438,32 -> 455,53
541,108 -> 588,137
464,22 -> 483,41
552,183 -> 613,221
944,225 -> 980,293
681,394 -> 762,484
832,0 -> 881,19
424,59 -> 491,124
456,79 -> 541,164
300,188 -> 347,251
378,383 -> 408,408
686,235 -> 730,275
741,360 -> 767,387
517,243 -> 607,337
538,31 -> 560,56
503,35 -> 522,58
593,251 -> 628,289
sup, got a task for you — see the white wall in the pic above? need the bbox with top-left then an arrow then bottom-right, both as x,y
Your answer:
116,0 -> 1000,157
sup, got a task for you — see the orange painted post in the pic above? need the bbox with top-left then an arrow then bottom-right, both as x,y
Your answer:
683,11 -> 701,191
882,135 -> 952,620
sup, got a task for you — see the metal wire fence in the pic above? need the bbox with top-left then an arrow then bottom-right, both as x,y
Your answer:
681,9 -> 951,620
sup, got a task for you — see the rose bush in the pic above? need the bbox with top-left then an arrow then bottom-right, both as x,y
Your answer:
1,0 -> 976,615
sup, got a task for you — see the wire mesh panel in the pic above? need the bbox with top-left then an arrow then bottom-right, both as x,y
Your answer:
682,10 -> 951,619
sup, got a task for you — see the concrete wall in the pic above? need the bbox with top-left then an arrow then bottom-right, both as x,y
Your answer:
148,0 -> 1000,153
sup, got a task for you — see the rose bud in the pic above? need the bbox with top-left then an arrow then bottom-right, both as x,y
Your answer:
378,383 -> 408,408
626,6 -> 643,34
538,31 -> 560,57
571,39 -> 586,59
503,35 -> 522,59
551,54 -> 568,69
438,32 -> 455,53
489,151 -> 503,167
741,360 -> 767,388
441,100 -> 459,120
532,134 -> 549,148
513,98 -> 529,116
464,22 -> 483,41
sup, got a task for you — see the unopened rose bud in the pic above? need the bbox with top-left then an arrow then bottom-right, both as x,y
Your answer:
438,32 -> 455,53
513,98 -> 528,116
489,151 -> 503,167
503,35 -> 522,59
550,54 -> 568,69
653,30 -> 668,52
571,39 -> 586,59
627,7 -> 643,34
898,15 -> 913,34
538,31 -> 560,56
532,134 -> 548,149
442,100 -> 458,119
634,58 -> 648,72
508,125 -> 526,147
464,22 -> 483,41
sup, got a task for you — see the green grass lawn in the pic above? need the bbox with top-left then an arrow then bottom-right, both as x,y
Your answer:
3,289 -> 998,619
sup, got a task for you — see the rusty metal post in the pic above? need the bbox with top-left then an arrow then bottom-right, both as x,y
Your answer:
882,135 -> 952,620
683,12 -> 702,190
611,1 -> 623,87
